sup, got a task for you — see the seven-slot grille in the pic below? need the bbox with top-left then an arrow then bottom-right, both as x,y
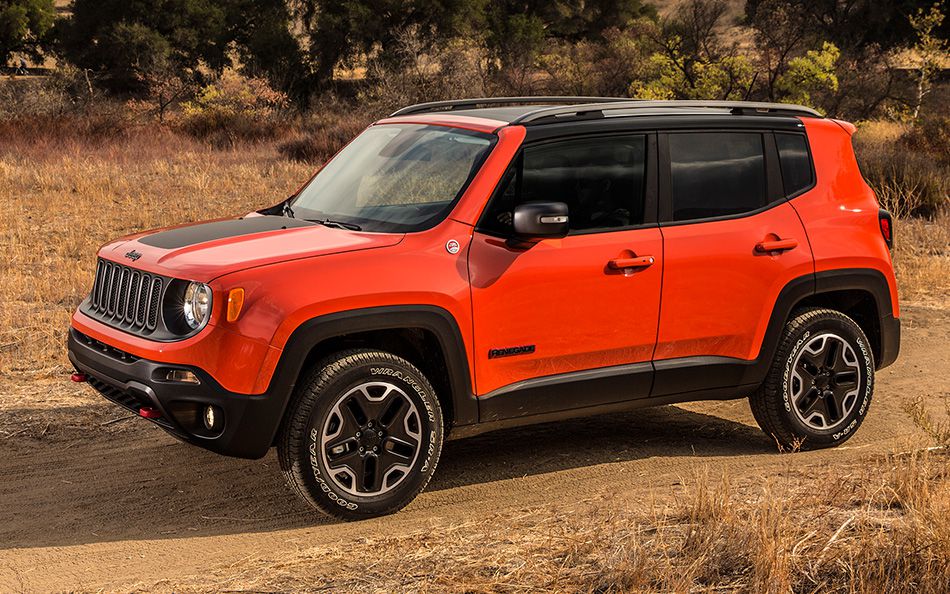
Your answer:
89,259 -> 163,333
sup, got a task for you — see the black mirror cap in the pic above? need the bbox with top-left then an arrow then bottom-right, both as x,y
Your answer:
512,201 -> 569,239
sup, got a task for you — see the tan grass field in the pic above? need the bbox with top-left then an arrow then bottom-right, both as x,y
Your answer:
0,127 -> 946,383
0,126 -> 948,592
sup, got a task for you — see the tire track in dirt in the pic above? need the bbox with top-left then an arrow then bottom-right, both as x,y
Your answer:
0,306 -> 945,592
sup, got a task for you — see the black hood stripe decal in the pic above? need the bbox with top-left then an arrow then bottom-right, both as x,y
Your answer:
138,216 -> 314,250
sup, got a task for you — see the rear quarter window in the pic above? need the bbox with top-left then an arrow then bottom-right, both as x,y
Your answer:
775,132 -> 815,197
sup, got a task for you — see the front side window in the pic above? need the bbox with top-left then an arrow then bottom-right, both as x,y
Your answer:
669,132 -> 767,221
291,124 -> 494,232
481,135 -> 648,234
775,132 -> 814,197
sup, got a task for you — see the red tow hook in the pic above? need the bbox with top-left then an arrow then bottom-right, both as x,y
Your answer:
70,372 -> 87,383
138,407 -> 162,419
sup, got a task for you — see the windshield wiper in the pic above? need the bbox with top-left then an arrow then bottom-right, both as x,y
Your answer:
282,201 -> 295,218
307,218 -> 362,231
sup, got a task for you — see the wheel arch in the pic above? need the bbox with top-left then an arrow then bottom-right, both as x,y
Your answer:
266,306 -> 477,447
754,268 -> 898,385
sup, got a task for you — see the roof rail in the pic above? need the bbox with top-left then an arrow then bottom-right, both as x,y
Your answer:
511,100 -> 822,124
389,96 -> 632,117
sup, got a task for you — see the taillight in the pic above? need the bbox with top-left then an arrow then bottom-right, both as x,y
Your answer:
878,209 -> 894,249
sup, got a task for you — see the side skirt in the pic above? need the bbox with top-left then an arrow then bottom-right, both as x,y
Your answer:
452,381 -> 756,441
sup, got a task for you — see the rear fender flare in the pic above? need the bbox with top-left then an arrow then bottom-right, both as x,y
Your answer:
750,267 -> 897,384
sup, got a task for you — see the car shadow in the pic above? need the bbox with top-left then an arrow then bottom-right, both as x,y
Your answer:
0,403 -> 772,550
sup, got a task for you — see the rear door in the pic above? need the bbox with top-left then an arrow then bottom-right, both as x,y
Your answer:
653,129 -> 814,396
469,133 -> 663,421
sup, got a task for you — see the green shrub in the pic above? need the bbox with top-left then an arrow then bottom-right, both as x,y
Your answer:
179,70 -> 288,146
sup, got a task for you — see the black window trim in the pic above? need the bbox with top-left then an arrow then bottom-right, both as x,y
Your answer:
658,128 -> 787,227
772,130 -> 818,200
474,130 -> 659,238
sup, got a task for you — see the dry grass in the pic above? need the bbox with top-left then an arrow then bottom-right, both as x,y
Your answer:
0,117 -> 946,593
137,450 -> 950,593
892,212 -> 950,308
0,120 -> 946,388
0,130 -> 312,382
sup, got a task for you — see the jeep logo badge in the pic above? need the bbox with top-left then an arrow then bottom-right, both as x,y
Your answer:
445,239 -> 460,254
124,250 -> 142,262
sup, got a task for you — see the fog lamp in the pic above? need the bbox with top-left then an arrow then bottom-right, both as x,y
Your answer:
203,405 -> 221,431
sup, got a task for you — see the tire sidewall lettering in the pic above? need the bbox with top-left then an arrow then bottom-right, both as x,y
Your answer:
306,363 -> 441,512
309,428 -> 358,510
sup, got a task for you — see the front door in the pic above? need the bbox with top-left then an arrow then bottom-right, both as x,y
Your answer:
468,133 -> 663,421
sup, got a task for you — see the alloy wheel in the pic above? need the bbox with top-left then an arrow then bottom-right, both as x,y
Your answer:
789,333 -> 861,430
319,381 -> 422,496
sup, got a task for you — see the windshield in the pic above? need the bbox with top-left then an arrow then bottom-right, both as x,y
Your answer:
290,124 -> 495,232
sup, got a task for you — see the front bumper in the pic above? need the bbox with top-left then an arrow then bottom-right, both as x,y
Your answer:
68,328 -> 282,458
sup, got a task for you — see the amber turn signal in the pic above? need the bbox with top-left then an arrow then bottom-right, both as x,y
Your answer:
226,288 -> 245,322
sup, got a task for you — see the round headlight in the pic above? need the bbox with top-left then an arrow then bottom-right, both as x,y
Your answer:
183,282 -> 212,330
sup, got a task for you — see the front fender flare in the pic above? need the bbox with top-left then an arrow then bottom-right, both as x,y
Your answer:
261,305 -> 477,448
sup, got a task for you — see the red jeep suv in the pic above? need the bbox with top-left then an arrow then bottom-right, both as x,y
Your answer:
68,98 -> 900,519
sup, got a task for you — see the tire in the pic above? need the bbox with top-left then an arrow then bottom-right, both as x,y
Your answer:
278,349 -> 443,520
749,308 -> 875,451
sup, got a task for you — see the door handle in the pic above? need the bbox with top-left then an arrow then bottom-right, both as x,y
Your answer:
608,256 -> 655,270
755,238 -> 798,253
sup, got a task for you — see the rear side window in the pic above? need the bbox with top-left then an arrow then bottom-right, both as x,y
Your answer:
669,132 -> 766,221
481,135 -> 647,234
775,133 -> 814,196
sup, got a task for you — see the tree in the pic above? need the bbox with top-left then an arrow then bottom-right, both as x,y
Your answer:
632,0 -> 754,100
749,0 -> 812,101
745,0 -> 948,54
227,0 -> 309,104
0,0 -> 55,66
55,0 -> 230,93
291,0 -> 488,85
909,3 -> 948,120
56,0 -> 307,102
774,41 -> 839,108
290,0 -> 655,86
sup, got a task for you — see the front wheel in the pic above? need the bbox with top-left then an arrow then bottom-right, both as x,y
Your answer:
278,349 -> 443,520
750,308 -> 875,450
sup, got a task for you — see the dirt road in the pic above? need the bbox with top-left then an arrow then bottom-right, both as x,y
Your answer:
1,306 -> 946,592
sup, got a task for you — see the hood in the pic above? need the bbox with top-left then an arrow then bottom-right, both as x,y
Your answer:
98,215 -> 404,281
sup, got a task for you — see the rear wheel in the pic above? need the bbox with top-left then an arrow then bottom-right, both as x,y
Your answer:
750,308 -> 874,450
278,349 -> 443,520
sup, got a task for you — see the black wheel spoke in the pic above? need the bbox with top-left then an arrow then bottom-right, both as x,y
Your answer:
827,386 -> 852,422
823,338 -> 841,369
795,363 -> 817,391
798,387 -> 823,418
831,348 -> 855,373
833,370 -> 858,387
808,393 -> 832,424
360,455 -> 381,492
799,349 -> 824,372
342,396 -> 369,428
379,396 -> 407,428
383,435 -> 418,462
325,436 -> 360,466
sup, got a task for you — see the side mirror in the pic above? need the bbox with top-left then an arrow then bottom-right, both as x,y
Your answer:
512,201 -> 569,240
